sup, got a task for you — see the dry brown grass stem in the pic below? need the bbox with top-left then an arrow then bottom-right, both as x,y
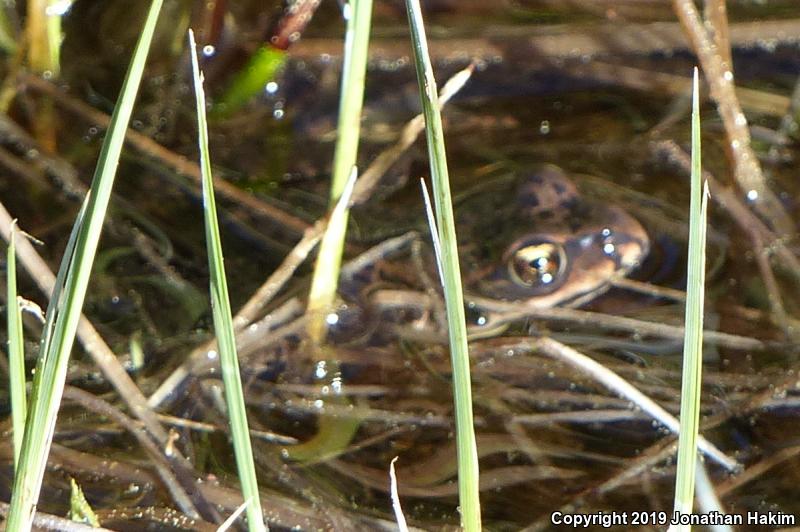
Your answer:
654,140 -> 797,335
672,0 -> 795,235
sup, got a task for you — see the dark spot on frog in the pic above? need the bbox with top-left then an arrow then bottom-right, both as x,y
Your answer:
519,192 -> 539,208
516,167 -> 580,220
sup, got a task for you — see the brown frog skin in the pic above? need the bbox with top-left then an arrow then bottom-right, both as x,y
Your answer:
336,164 -> 649,341
455,164 -> 649,309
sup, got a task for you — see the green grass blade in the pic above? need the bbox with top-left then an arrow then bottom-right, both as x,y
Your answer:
0,4 -> 18,54
68,477 -> 100,527
6,1 -> 163,528
306,0 -> 373,341
45,0 -> 63,76
283,169 -> 361,464
38,196 -> 88,371
7,222 -> 26,468
403,1 -> 481,529
215,45 -> 286,117
671,67 -> 709,530
328,0 -> 373,199
26,0 -> 61,75
189,29 -> 267,532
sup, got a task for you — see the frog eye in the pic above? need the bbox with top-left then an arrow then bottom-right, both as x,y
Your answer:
507,241 -> 567,288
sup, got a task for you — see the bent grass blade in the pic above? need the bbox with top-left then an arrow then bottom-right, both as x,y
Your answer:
189,29 -> 267,532
6,1 -> 164,528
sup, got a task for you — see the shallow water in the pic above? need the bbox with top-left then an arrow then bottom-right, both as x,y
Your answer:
2,1 -> 800,531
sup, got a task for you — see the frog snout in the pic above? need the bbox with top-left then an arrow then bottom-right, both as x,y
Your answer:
600,207 -> 650,271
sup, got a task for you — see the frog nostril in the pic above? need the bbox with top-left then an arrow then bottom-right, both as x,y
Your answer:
598,227 -> 618,256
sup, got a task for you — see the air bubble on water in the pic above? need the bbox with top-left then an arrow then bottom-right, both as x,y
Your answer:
539,120 -> 550,135
202,45 -> 216,57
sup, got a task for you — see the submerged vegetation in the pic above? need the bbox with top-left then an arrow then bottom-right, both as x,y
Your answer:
1,1 -> 800,530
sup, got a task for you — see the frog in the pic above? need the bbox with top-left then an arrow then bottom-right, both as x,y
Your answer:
336,164 -> 649,340
456,164 -> 648,309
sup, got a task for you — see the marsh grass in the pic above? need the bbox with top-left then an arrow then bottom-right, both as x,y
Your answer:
26,0 -> 61,76
6,221 -> 26,468
26,0 -> 63,152
307,0 -> 373,342
670,67 -> 710,530
67,477 -> 99,527
0,5 -> 750,530
5,0 -> 163,528
404,0 -> 481,529
282,170 -> 362,464
0,7 -> 17,54
189,29 -> 267,532
216,45 -> 286,117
